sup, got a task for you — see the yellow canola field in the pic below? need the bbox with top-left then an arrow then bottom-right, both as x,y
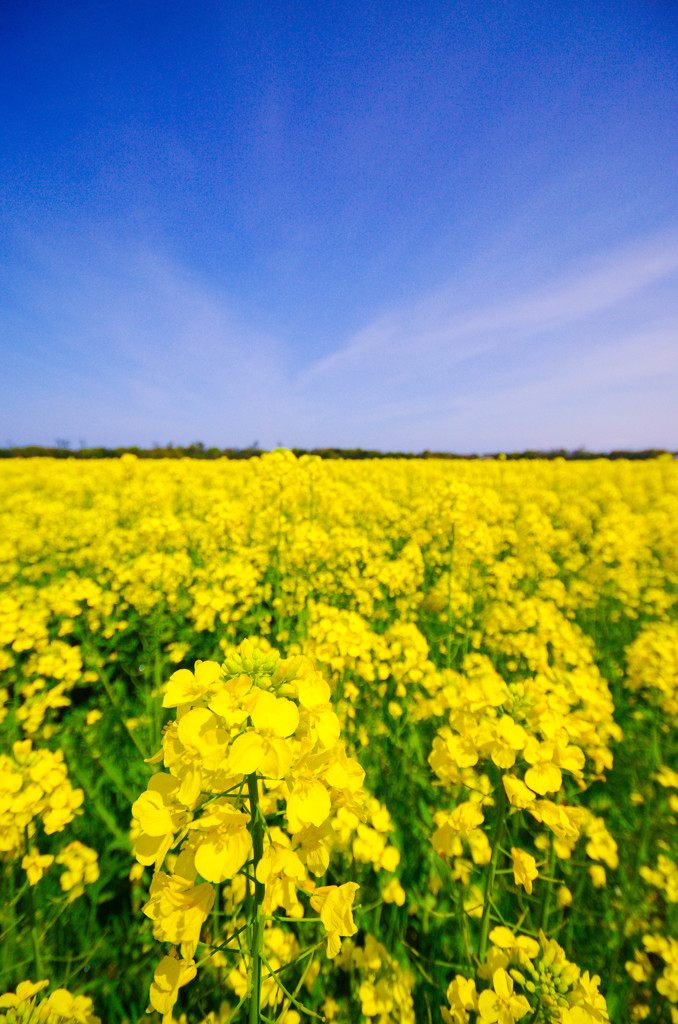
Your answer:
1,451 -> 678,1024
2,451 -> 676,662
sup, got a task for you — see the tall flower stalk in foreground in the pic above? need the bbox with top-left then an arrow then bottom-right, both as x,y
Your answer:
131,639 -> 365,1023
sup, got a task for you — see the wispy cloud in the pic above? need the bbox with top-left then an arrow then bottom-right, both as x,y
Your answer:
298,232 -> 678,384
2,227 -> 677,451
1,233 -> 287,447
285,232 -> 678,449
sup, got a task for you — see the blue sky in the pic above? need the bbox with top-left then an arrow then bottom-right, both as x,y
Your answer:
2,0 -> 677,452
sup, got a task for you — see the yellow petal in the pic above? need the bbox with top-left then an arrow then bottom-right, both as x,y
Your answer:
227,731 -> 265,775
178,765 -> 202,807
288,780 -> 331,826
252,689 -> 299,738
477,988 -> 500,1022
132,790 -> 174,837
296,673 -> 331,708
260,736 -> 294,779
525,763 -> 562,795
502,775 -> 536,808
194,831 -> 252,882
488,926 -> 515,949
194,660 -> 223,688
177,708 -> 218,750
163,669 -> 195,707
493,968 -> 513,1001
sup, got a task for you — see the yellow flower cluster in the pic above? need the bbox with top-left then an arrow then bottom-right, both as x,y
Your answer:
2,452 -> 677,1019
1,454 -> 674,764
641,935 -> 678,1018
301,602 -> 391,686
443,928 -> 610,1024
625,621 -> 678,725
332,933 -> 415,1023
639,853 -> 678,903
1,455 -> 676,656
331,795 -> 402,881
55,841 -> 99,900
0,740 -> 83,864
427,647 -> 619,868
621,762 -> 678,1022
132,639 -> 366,1017
0,980 -> 100,1024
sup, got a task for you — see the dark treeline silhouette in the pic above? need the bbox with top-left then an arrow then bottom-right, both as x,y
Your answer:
0,445 -> 674,461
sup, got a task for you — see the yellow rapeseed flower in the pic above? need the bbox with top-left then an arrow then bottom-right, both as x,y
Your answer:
310,882 -> 359,958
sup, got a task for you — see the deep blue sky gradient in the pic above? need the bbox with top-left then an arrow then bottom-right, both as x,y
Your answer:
2,0 -> 677,451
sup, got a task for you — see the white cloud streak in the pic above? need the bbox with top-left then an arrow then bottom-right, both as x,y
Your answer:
1,237 -> 287,447
2,229 -> 677,451
285,232 -> 678,449
298,233 -> 678,385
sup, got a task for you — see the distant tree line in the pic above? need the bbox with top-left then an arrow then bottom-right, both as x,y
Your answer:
0,444 -> 674,461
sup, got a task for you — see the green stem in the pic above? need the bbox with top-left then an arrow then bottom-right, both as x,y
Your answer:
525,1002 -> 540,1024
97,660 -> 150,760
24,835 -> 44,978
538,841 -> 556,934
627,708 -> 663,911
64,755 -> 128,843
259,951 -> 325,1020
152,640 -> 164,751
478,781 -> 507,963
247,773 -> 265,1024
1,863 -> 17,978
